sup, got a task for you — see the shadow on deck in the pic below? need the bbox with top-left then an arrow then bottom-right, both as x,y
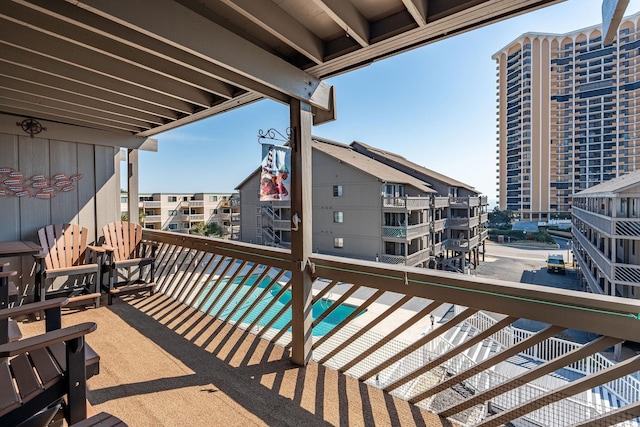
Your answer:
20,293 -> 455,427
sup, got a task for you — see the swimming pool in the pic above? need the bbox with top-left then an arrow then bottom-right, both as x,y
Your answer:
196,274 -> 364,336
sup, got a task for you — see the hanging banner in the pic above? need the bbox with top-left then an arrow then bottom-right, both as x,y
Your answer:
260,144 -> 291,201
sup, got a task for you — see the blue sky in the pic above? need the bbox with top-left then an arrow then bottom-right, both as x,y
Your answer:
134,0 -> 640,204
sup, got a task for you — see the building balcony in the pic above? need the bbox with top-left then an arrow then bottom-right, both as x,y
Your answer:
142,215 -> 161,223
572,229 -> 614,281
449,196 -> 484,208
573,248 -> 604,295
446,218 -> 469,228
141,201 -> 162,208
382,197 -> 431,210
186,214 -> 205,222
446,217 -> 481,229
433,218 -> 446,233
573,207 -> 640,238
433,197 -> 449,209
216,213 -> 232,221
188,200 -> 204,207
380,247 -> 431,267
382,223 -> 430,241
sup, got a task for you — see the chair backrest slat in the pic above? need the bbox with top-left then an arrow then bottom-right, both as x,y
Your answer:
103,222 -> 142,262
37,224 -> 89,269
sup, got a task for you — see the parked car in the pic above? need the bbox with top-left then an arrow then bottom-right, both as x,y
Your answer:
547,254 -> 566,274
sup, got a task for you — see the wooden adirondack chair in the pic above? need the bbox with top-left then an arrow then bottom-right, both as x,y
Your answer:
0,315 -> 97,426
34,224 -> 102,309
0,296 -> 106,427
101,222 -> 156,305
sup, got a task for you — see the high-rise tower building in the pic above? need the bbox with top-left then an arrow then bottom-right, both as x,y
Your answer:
493,12 -> 640,221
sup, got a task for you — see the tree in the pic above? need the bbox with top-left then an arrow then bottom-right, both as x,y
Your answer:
189,222 -> 223,237
488,207 -> 514,227
121,209 -> 146,223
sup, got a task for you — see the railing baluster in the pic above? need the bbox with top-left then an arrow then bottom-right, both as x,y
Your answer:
477,354 -> 640,427
203,260 -> 248,317
340,301 -> 442,374
141,231 -> 640,426
211,262 -> 259,320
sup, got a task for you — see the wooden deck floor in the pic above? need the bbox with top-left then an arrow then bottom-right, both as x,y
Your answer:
19,293 -> 457,427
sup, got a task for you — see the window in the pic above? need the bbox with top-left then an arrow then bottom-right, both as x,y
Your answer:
333,237 -> 344,248
145,224 -> 155,229
333,185 -> 343,197
183,223 -> 190,229
120,196 -> 127,203
183,209 -> 189,215
210,209 -> 216,215
168,210 -> 177,216
210,196 -> 218,201
333,211 -> 343,223
168,224 -> 177,230
213,209 -> 218,214
168,196 -> 177,202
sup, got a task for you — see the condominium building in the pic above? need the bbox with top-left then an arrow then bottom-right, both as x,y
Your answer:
572,170 -> 640,299
237,137 -> 489,270
120,192 -> 240,239
494,12 -> 640,221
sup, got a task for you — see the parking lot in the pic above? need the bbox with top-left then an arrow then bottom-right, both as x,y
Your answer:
472,238 -> 598,343
474,238 -> 582,292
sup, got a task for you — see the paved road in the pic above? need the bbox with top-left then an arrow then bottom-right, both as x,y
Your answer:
474,240 -> 597,343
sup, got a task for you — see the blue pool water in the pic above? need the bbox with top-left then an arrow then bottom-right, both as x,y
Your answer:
196,274 -> 364,336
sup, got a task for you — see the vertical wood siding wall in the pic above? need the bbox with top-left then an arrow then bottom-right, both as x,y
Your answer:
0,132 -> 120,297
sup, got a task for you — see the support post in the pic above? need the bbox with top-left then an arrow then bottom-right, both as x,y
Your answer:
289,99 -> 314,366
127,149 -> 140,225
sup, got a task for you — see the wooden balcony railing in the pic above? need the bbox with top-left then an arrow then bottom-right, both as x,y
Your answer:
142,230 -> 640,427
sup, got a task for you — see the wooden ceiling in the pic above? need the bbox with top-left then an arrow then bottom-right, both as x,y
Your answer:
0,0 -> 564,137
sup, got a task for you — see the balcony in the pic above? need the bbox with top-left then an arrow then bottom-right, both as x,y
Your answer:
186,214 -> 205,222
382,197 -> 431,210
7,1 -> 636,425
433,218 -> 447,232
380,247 -> 431,266
142,201 -> 162,208
188,200 -> 204,207
572,229 -> 614,280
382,223 -> 430,241
142,215 -> 162,223
47,230 -> 637,426
433,197 -> 449,209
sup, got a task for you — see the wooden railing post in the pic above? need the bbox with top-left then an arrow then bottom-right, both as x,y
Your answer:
128,148 -> 139,225
290,99 -> 313,366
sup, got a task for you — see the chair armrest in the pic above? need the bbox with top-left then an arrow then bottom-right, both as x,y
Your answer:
33,254 -> 46,260
101,245 -> 114,252
0,322 -> 96,357
0,271 -> 17,279
86,245 -> 105,253
0,298 -> 68,321
44,264 -> 99,278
